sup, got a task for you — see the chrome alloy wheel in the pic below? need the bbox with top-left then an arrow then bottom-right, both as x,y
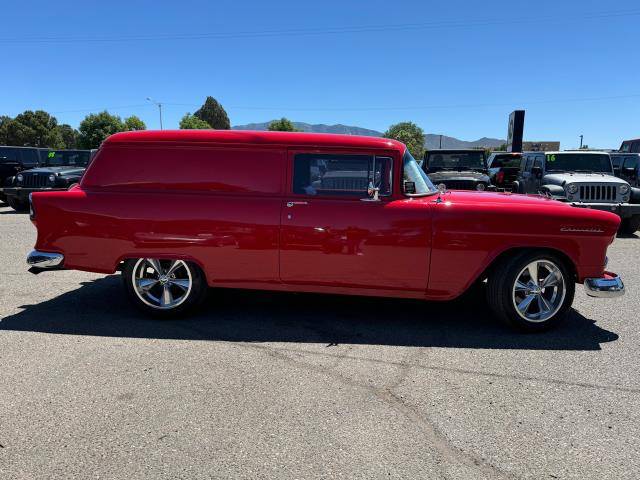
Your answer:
512,260 -> 566,323
132,258 -> 192,310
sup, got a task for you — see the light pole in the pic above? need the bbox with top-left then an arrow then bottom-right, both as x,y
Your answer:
579,134 -> 584,149
146,97 -> 163,130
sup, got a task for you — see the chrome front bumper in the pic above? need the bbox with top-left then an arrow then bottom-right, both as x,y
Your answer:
584,272 -> 625,298
26,250 -> 64,274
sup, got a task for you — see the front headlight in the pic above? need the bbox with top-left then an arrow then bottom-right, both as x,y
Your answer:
619,184 -> 630,195
48,174 -> 56,183
567,184 -> 578,194
476,183 -> 486,191
16,174 -> 23,183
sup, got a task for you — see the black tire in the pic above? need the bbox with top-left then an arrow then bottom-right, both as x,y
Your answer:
619,216 -> 640,235
122,258 -> 208,318
6,196 -> 28,212
486,251 -> 575,332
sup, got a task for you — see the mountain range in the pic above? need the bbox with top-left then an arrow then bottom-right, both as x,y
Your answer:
232,121 -> 505,149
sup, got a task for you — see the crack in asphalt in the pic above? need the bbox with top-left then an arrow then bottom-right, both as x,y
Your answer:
247,342 -> 516,480
264,345 -> 640,395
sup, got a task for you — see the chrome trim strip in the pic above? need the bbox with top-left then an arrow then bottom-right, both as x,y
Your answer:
26,250 -> 64,269
584,273 -> 625,298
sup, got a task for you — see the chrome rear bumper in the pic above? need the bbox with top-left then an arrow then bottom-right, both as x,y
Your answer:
584,272 -> 625,298
26,250 -> 64,274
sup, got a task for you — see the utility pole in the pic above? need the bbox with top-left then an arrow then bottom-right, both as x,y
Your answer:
146,97 -> 163,130
439,134 -> 443,148
579,134 -> 584,149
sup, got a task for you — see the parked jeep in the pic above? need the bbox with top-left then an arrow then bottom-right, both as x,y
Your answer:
611,153 -> 639,187
515,151 -> 640,234
423,149 -> 492,191
487,152 -> 522,191
1,149 -> 93,211
0,146 -> 41,204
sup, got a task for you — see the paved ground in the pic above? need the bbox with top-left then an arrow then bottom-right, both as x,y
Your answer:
0,204 -> 638,479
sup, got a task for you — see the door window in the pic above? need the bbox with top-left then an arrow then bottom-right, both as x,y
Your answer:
524,155 -> 533,171
293,154 -> 392,197
0,147 -> 18,162
611,156 -> 623,168
623,156 -> 639,170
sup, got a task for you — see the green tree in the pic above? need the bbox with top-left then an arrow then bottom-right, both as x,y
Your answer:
0,115 -> 11,144
179,113 -> 212,129
123,115 -> 146,131
383,121 -> 425,159
0,110 -> 64,148
268,118 -> 300,132
57,124 -> 80,149
193,96 -> 230,129
78,111 -> 125,149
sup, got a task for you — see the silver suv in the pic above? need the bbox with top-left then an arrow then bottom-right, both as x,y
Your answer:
515,151 -> 640,234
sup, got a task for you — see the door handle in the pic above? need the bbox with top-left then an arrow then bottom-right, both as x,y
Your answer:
286,201 -> 309,208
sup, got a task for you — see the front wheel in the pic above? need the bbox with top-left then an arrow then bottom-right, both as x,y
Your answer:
486,252 -> 575,332
123,258 -> 208,317
619,216 -> 640,235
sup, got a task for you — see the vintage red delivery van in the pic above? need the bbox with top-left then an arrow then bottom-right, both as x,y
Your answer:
27,130 -> 624,331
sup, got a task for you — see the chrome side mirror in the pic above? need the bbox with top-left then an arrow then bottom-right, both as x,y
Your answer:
363,181 -> 380,202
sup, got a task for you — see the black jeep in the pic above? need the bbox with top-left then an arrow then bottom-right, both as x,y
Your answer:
0,146 -> 41,204
1,149 -> 94,211
423,149 -> 492,191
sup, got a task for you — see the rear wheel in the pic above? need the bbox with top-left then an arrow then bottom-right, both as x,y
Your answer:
486,252 -> 575,332
122,258 -> 208,317
6,196 -> 28,212
619,216 -> 640,235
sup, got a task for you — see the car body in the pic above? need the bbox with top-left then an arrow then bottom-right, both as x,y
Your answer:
423,149 -> 492,191
515,151 -> 640,234
620,138 -> 640,153
611,152 -> 640,187
487,152 -> 522,191
27,130 -> 624,331
0,146 -> 41,203
1,149 -> 94,211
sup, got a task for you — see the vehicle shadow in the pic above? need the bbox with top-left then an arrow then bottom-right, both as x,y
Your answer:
0,275 -> 618,351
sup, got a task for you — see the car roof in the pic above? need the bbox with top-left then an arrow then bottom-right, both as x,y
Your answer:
543,151 -> 609,155
611,152 -> 640,156
426,149 -> 483,153
104,129 -> 405,151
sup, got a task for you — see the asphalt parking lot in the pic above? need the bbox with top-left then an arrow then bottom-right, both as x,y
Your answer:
0,204 -> 638,480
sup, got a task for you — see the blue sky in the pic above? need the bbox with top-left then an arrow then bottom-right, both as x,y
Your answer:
2,0 -> 638,149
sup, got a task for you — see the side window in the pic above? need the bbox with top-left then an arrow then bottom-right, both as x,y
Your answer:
632,142 -> 640,153
533,156 -> 543,168
293,153 -> 392,197
524,155 -> 533,172
611,156 -> 623,168
22,149 -> 38,166
623,156 -> 639,170
0,147 -> 18,162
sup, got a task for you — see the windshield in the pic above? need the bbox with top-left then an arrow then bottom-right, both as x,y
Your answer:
43,151 -> 90,167
545,153 -> 612,173
426,151 -> 486,171
403,150 -> 436,196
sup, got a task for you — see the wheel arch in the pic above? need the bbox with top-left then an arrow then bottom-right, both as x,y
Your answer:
479,246 -> 578,284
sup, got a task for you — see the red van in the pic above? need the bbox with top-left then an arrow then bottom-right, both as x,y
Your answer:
26,130 -> 624,331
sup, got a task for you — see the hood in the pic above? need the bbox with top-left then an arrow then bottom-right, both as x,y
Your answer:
542,172 -> 627,186
23,166 -> 86,176
427,170 -> 489,183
